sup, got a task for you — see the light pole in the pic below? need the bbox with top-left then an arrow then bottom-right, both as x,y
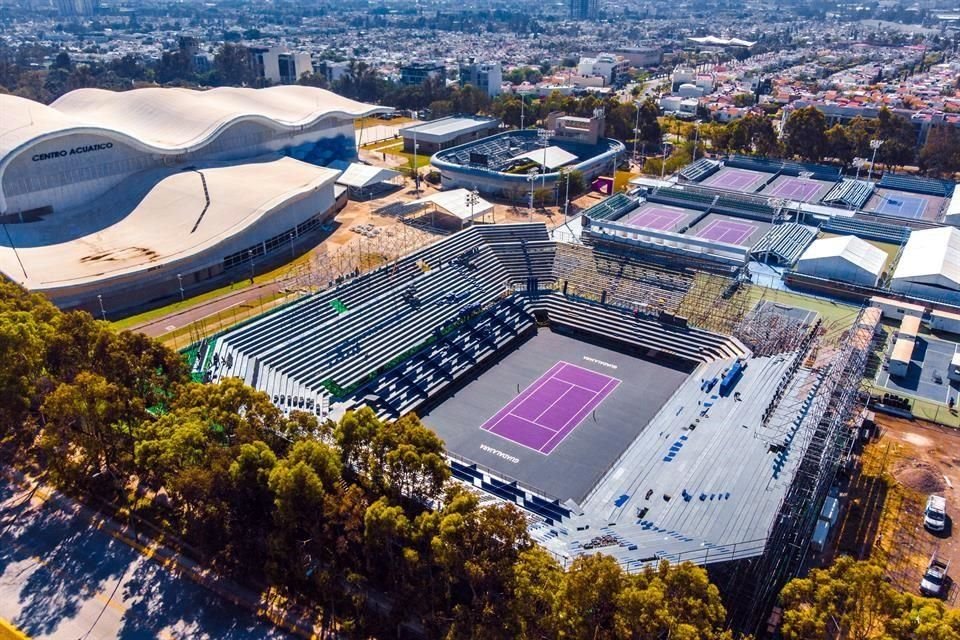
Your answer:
177,273 -> 184,302
465,189 -> 480,227
562,169 -> 572,221
519,92 -> 527,130
97,294 -> 106,321
289,232 -> 296,259
248,249 -> 255,283
537,128 -> 554,188
867,139 -> 884,183
692,119 -> 701,163
632,100 -> 641,166
412,132 -> 420,196
527,167 -> 538,215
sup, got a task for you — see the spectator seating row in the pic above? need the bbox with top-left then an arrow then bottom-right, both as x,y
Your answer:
529,291 -> 746,364
749,223 -> 817,266
821,179 -> 874,209
679,158 -> 720,182
553,243 -> 693,314
820,215 -> 910,245
647,187 -> 715,210
878,173 -> 954,197
582,192 -> 638,221
210,224 -> 550,415
349,295 -> 536,418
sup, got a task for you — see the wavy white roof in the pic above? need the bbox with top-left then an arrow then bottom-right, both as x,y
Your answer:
0,86 -> 387,160
0,156 -> 339,292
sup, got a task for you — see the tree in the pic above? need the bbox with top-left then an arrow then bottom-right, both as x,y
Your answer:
825,124 -> 854,165
783,106 -> 828,162
780,557 -> 960,640
39,372 -> 129,486
509,548 -> 563,639
845,116 -> 875,158
876,108 -> 917,169
919,125 -> 960,177
554,554 -> 625,639
214,43 -> 254,86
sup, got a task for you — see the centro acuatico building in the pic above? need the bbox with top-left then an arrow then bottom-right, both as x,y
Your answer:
0,85 -> 387,312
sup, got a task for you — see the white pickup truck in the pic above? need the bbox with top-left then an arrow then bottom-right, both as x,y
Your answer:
920,554 -> 950,598
924,495 -> 947,532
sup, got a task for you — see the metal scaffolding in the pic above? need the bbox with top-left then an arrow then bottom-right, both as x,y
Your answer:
718,306 -> 876,633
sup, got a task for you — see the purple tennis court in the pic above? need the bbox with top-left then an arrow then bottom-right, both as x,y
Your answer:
701,167 -> 766,192
481,361 -> 620,455
695,218 -> 757,245
620,206 -> 691,231
763,177 -> 825,202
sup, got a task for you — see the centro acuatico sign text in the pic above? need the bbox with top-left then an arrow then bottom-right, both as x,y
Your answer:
32,142 -> 114,162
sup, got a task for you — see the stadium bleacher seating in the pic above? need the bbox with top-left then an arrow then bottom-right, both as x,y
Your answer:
531,291 -> 746,363
749,223 -> 817,266
647,187 -> 715,210
725,155 -> 839,182
878,173 -> 955,197
679,158 -> 720,182
553,243 -> 694,314
820,215 -> 910,245
821,179 -> 874,209
210,224 -> 549,416
582,192 -> 639,221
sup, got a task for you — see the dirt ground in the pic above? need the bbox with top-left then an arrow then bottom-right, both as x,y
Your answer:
837,413 -> 960,605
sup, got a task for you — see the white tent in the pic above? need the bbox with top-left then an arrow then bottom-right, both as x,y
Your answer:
795,235 -> 886,286
410,189 -> 494,224
333,162 -> 402,198
891,226 -> 960,303
510,146 -> 578,170
945,194 -> 960,226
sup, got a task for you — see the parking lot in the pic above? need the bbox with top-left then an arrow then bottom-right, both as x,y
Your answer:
876,335 -> 960,405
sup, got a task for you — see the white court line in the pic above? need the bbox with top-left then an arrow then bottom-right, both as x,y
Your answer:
479,361 -> 565,432
538,376 -> 621,454
531,379 -> 574,428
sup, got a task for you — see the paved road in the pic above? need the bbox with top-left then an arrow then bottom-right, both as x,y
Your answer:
0,477 -> 294,640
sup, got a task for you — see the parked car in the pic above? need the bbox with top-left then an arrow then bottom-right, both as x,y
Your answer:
924,495 -> 948,532
920,554 -> 950,597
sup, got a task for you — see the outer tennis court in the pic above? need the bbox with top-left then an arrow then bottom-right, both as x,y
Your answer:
481,361 -> 620,454
694,218 -> 758,245
701,167 -> 767,192
620,205 -> 692,232
762,176 -> 828,202
869,191 -> 930,219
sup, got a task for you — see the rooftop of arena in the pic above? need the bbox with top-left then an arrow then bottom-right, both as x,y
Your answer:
431,128 -> 622,175
0,156 -> 339,294
0,86 -> 388,160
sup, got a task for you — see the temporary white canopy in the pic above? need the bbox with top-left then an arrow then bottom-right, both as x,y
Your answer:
796,235 -> 886,286
334,162 -> 401,189
510,145 -> 578,170
410,188 -> 494,222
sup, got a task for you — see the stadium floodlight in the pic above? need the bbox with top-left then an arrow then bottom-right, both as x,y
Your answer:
465,189 -> 481,227
537,129 -> 555,188
867,139 -> 884,183
853,157 -> 866,181
527,167 -> 539,215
